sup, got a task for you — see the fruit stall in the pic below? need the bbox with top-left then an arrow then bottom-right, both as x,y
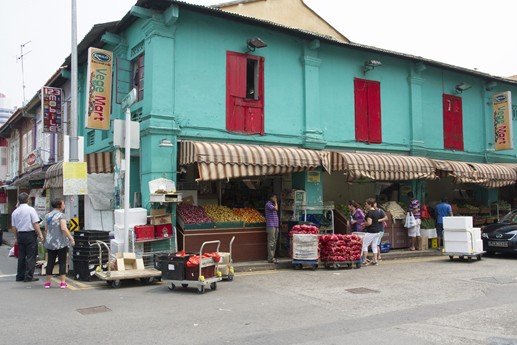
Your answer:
176,203 -> 268,262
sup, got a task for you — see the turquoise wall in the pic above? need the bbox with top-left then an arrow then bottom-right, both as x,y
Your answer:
78,3 -> 517,211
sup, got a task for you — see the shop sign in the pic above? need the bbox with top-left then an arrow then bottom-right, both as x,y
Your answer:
34,196 -> 47,219
41,86 -> 63,133
29,179 -> 45,189
493,91 -> 513,150
63,162 -> 87,195
85,47 -> 113,131
307,171 -> 321,183
23,150 -> 41,172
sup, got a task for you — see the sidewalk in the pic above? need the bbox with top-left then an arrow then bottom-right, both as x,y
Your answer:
2,230 -> 442,272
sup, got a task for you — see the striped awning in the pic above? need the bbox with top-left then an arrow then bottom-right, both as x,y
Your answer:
43,161 -> 63,189
179,141 -> 322,181
329,151 -> 437,181
86,152 -> 114,174
433,160 -> 517,188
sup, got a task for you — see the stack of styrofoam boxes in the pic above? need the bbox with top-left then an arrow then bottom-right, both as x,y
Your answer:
112,208 -> 148,255
443,216 -> 483,254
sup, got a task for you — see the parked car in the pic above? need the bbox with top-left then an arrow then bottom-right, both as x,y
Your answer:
481,210 -> 517,254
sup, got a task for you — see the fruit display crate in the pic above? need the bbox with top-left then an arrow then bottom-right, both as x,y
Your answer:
214,221 -> 244,229
177,216 -> 216,230
244,222 -> 266,228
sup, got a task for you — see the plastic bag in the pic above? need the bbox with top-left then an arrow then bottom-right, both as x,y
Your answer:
404,212 -> 417,228
421,204 -> 431,219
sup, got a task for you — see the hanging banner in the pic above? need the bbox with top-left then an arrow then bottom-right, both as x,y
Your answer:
493,91 -> 513,151
41,86 -> 63,133
63,162 -> 87,195
85,47 -> 113,130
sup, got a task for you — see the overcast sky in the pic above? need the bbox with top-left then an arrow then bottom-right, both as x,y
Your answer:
1,0 -> 516,108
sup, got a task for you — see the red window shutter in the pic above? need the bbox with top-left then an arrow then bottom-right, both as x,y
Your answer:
226,53 -> 265,135
367,81 -> 382,143
354,78 -> 369,142
443,94 -> 464,151
226,52 -> 247,131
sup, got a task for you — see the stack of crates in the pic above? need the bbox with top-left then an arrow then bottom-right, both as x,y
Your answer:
73,230 -> 110,281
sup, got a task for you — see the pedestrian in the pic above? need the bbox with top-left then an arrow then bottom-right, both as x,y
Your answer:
12,192 -> 44,282
361,198 -> 380,266
43,198 -> 75,289
434,197 -> 453,249
375,202 -> 388,261
407,191 -> 421,251
265,193 -> 279,264
348,200 -> 365,232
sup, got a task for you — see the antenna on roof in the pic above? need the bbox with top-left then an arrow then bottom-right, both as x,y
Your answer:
16,40 -> 31,107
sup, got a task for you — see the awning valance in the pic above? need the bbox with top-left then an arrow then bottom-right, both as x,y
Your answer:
180,141 -> 322,181
432,160 -> 517,188
86,152 -> 114,174
43,161 -> 63,189
329,151 -> 437,181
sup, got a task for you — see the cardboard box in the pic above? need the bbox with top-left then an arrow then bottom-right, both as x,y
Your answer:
149,214 -> 172,225
150,207 -> 167,216
155,224 -> 173,238
116,253 -> 145,271
419,236 -> 429,250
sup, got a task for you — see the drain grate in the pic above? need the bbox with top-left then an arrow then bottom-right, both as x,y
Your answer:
345,287 -> 380,294
77,305 -> 112,315
472,277 -> 517,285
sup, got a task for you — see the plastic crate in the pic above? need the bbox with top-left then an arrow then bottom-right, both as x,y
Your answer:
74,230 -> 110,241
155,253 -> 192,280
379,242 -> 391,253
73,260 -> 107,281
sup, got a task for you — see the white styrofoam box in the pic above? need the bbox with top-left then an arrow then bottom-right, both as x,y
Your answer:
110,239 -> 125,255
420,228 -> 437,238
217,252 -> 231,265
474,239 -> 484,253
444,240 -> 473,254
443,216 -> 473,230
113,224 -> 134,242
443,228 -> 481,241
114,208 -> 148,227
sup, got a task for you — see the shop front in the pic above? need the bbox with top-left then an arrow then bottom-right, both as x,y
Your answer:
322,150 -> 517,249
175,140 -> 323,262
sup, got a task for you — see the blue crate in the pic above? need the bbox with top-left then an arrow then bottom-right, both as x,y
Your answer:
380,242 -> 391,253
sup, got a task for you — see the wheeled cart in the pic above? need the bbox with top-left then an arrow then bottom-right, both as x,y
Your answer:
292,259 -> 318,270
91,241 -> 162,288
164,240 -> 223,294
323,260 -> 361,269
445,252 -> 485,262
217,236 -> 235,281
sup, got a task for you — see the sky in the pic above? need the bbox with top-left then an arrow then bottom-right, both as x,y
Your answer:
1,0 -> 516,109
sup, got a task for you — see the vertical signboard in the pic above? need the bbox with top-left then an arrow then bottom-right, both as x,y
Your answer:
41,86 -> 63,133
85,47 -> 113,130
493,91 -> 513,150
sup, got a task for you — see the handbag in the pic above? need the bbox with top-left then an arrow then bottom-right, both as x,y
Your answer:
404,212 -> 417,228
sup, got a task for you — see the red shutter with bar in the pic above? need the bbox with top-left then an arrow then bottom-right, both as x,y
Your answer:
354,78 -> 382,143
443,94 -> 464,151
354,78 -> 369,142
367,80 -> 382,143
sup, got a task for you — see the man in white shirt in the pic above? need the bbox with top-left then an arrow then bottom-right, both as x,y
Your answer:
12,193 -> 43,282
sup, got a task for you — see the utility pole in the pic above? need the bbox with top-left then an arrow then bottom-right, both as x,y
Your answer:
70,0 -> 78,162
16,41 -> 31,106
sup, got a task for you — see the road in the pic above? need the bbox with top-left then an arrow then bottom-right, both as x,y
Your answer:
1,244 -> 516,345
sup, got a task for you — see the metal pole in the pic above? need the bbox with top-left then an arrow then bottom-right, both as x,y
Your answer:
124,106 -> 131,252
70,0 -> 78,162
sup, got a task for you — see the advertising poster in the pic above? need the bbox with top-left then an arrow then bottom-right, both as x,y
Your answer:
63,162 -> 87,195
493,91 -> 513,150
41,86 -> 63,133
85,47 -> 113,130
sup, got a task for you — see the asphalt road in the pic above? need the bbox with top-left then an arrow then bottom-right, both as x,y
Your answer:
1,243 -> 517,345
